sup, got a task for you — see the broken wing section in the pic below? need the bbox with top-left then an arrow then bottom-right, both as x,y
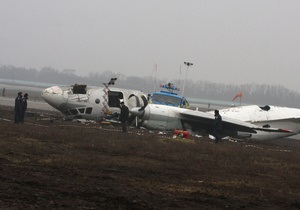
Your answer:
179,109 -> 257,134
179,109 -> 298,140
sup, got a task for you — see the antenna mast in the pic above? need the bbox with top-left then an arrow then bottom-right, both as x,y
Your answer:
153,64 -> 158,92
182,62 -> 193,97
178,65 -> 182,92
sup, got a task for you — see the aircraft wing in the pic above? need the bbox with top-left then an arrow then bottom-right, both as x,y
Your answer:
179,110 -> 296,134
179,109 -> 258,133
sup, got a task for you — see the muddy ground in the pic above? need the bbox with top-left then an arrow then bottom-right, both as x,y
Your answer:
0,105 -> 300,209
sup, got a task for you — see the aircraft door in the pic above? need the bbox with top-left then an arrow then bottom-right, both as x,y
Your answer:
108,91 -> 123,108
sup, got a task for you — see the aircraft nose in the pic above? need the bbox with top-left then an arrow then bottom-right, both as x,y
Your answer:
41,86 -> 63,108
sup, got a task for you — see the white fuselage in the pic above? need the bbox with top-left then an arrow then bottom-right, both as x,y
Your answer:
42,85 -> 146,120
141,105 -> 183,130
132,104 -> 300,141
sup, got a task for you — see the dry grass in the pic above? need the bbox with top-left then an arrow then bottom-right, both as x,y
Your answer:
0,106 -> 300,209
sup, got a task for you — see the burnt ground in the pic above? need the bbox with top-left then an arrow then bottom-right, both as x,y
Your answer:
0,105 -> 300,209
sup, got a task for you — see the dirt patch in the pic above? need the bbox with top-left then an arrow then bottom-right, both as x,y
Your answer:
0,106 -> 300,209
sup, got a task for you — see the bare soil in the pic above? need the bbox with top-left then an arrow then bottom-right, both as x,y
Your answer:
0,105 -> 300,209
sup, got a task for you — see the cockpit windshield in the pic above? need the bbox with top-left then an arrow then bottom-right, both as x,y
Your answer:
152,94 -> 182,106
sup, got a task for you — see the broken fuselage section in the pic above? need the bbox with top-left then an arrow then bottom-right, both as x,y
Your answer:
42,84 -> 146,121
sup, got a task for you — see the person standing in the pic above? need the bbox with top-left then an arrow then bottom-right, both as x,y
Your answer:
119,101 -> 129,132
213,110 -> 222,143
14,92 -> 23,123
20,93 -> 28,124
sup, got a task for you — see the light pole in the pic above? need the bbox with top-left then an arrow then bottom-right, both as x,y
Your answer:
181,62 -> 193,97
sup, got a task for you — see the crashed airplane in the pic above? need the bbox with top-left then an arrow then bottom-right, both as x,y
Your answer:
41,81 -> 300,141
130,99 -> 300,141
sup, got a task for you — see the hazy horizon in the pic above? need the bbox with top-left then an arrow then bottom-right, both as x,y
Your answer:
1,1 -> 300,92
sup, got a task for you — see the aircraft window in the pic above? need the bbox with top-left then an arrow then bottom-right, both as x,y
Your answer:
86,107 -> 92,114
108,91 -> 123,107
152,94 -> 181,106
78,108 -> 85,114
70,109 -> 78,115
95,98 -> 100,104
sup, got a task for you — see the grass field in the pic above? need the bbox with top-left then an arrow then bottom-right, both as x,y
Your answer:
0,105 -> 300,209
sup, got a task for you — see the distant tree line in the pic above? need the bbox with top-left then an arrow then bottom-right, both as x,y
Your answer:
1,65 -> 300,108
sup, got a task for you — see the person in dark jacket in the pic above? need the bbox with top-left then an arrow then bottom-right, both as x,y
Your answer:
213,109 -> 222,143
119,101 -> 129,132
14,92 -> 23,123
20,93 -> 28,123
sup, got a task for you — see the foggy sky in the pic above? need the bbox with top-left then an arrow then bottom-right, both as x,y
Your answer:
1,0 -> 300,92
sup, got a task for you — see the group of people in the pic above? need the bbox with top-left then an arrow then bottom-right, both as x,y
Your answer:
14,92 -> 28,124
